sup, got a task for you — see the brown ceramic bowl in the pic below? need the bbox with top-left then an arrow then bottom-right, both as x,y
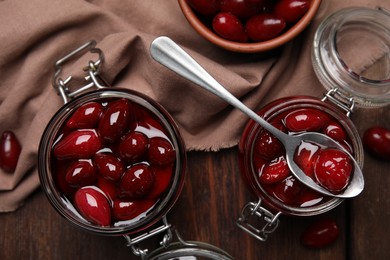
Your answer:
178,0 -> 322,53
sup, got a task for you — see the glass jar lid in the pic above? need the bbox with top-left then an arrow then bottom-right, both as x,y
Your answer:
312,7 -> 390,107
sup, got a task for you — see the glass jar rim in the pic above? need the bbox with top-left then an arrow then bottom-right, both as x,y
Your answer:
312,7 -> 390,107
38,88 -> 187,235
146,241 -> 233,260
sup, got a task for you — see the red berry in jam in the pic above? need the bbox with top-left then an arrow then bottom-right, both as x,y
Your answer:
220,0 -> 261,19
50,97 -> 179,226
53,129 -> 103,160
98,99 -> 131,142
112,199 -> 156,221
254,122 -> 285,160
119,131 -> 149,162
55,161 -> 78,197
0,131 -> 21,173
97,177 -> 117,200
294,141 -> 320,178
284,108 -> 329,132
259,156 -> 290,184
186,0 -> 221,15
253,153 -> 267,175
65,160 -> 97,187
246,13 -> 286,42
273,0 -> 310,23
135,117 -> 171,140
66,101 -> 103,129
119,163 -> 155,199
363,126 -> 390,160
314,149 -> 353,193
273,175 -> 304,205
147,166 -> 173,198
74,186 -> 112,226
261,0 -> 277,12
94,153 -> 124,181
296,188 -> 325,208
212,12 -> 249,42
322,122 -> 347,143
148,137 -> 176,167
301,218 -> 340,248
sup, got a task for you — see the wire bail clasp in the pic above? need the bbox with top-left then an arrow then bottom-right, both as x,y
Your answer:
123,216 -> 173,259
321,87 -> 356,117
52,40 -> 107,104
237,198 -> 282,242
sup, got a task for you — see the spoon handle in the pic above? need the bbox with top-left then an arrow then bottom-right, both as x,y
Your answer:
150,36 -> 287,142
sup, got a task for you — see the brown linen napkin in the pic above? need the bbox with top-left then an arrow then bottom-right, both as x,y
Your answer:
0,0 -> 388,212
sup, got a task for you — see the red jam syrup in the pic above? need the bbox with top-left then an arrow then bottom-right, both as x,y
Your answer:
50,98 -> 176,227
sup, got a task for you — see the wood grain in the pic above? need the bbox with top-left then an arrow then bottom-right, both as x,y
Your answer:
0,105 -> 388,260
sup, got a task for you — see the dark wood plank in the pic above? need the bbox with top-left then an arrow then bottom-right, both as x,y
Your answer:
0,148 -> 346,260
172,149 -> 346,260
1,105 -> 388,260
349,106 -> 390,260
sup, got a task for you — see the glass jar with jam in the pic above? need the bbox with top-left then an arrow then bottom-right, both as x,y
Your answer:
237,6 -> 390,241
38,41 -> 232,260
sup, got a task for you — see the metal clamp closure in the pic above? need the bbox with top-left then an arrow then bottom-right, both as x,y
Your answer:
321,88 -> 355,117
52,40 -> 107,104
237,199 -> 281,242
123,216 -> 173,259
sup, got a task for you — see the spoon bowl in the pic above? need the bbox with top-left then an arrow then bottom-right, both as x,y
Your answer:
150,36 -> 364,198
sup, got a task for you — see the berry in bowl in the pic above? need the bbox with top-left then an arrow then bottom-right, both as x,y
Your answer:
178,0 -> 322,52
39,89 -> 186,235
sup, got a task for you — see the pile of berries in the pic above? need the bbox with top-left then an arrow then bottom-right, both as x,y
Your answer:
186,0 -> 310,42
50,98 -> 176,226
253,107 -> 354,207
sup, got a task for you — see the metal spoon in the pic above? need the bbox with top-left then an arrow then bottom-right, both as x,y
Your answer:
150,36 -> 364,198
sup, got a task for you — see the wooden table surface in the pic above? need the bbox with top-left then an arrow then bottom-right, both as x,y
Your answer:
0,105 -> 389,260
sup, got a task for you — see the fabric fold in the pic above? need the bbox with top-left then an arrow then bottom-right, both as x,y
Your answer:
0,0 -> 387,211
